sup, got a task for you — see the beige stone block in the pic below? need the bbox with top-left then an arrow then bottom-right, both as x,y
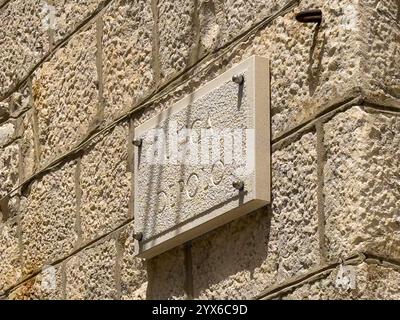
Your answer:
102,0 -> 154,123
0,217 -> 21,293
33,24 -> 99,166
8,264 -> 64,300
21,161 -> 78,276
324,107 -> 400,260
0,0 -> 49,97
281,263 -> 400,300
0,143 -> 19,199
17,110 -> 37,182
52,0 -> 107,43
65,238 -> 117,300
80,123 -> 130,243
191,132 -> 319,299
158,0 -> 197,82
117,223 -> 147,300
147,246 -> 186,300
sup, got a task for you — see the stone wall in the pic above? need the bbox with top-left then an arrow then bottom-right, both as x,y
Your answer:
0,0 -> 399,300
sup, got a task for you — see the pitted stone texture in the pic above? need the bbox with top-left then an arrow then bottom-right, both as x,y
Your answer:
192,210 -> 276,300
80,123 -> 130,244
20,161 -> 78,275
17,110 -> 37,182
359,0 -> 400,104
0,217 -> 21,293
8,264 -> 64,300
324,107 -> 400,261
147,246 -> 186,300
52,0 -> 107,43
103,0 -> 154,123
33,25 -> 99,166
0,0 -> 49,97
118,224 -> 147,300
158,0 -> 197,82
0,122 -> 15,147
191,132 -> 319,299
271,132 -> 320,282
0,143 -> 19,198
65,238 -> 117,300
281,263 -> 400,300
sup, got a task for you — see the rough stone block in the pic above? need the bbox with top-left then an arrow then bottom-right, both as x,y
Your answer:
102,0 -> 154,123
158,0 -> 197,82
0,142 -> 19,199
20,161 -> 78,275
80,123 -> 130,244
51,0 -> 107,43
359,0 -> 400,104
0,0 -> 49,97
324,107 -> 400,260
65,238 -> 117,300
8,264 -> 64,300
33,24 -> 99,166
281,263 -> 400,300
0,217 -> 21,293
0,122 -> 15,148
147,246 -> 186,300
191,132 -> 319,299
117,223 -> 147,300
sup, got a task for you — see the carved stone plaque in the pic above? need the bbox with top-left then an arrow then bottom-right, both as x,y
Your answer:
134,56 -> 270,258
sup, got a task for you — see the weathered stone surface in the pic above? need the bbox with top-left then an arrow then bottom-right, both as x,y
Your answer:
65,238 -> 117,300
0,217 -> 21,293
281,263 -> 400,300
147,246 -> 186,300
0,122 -> 15,147
117,223 -> 147,300
102,0 -> 154,123
271,132 -> 320,281
191,132 -> 319,299
33,24 -> 99,166
158,0 -> 197,82
0,0 -> 49,97
324,107 -> 400,260
80,123 -> 130,244
359,0 -> 400,105
21,161 -> 78,275
52,0 -> 107,43
8,264 -> 64,300
0,143 -> 19,199
17,110 -> 37,182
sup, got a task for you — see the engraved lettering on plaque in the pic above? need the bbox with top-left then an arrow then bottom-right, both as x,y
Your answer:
134,56 -> 270,258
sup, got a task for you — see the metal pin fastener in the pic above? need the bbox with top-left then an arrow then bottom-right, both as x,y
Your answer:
232,181 -> 245,191
132,138 -> 143,147
232,74 -> 244,85
133,232 -> 143,241
295,9 -> 322,24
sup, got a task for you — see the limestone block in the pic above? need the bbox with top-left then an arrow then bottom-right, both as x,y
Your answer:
51,0 -> 107,43
33,24 -> 99,166
281,263 -> 400,300
191,132 -> 319,299
17,110 -> 37,182
324,107 -> 400,260
158,0 -> 197,82
146,246 -> 186,300
80,123 -> 130,243
20,161 -> 78,276
359,0 -> 400,104
0,143 -> 19,199
65,238 -> 117,300
0,217 -> 21,293
8,264 -> 64,300
0,0 -> 49,97
0,122 -> 15,148
102,0 -> 154,123
117,223 -> 147,300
